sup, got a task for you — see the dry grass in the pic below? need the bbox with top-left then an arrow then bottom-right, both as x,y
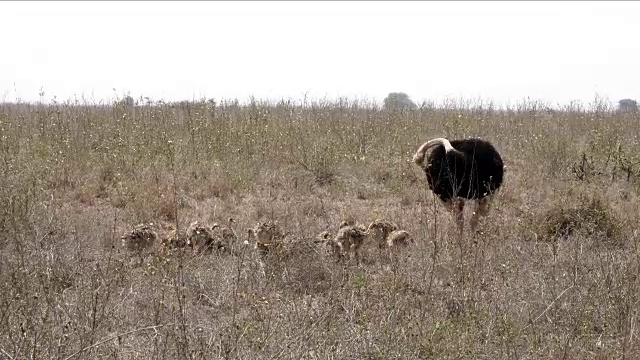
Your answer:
1,96 -> 640,359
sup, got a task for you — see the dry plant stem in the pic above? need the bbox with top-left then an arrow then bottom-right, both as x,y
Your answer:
63,324 -> 171,360
1,98 -> 639,358
167,139 -> 189,357
0,348 -> 14,360
520,285 -> 575,334
425,193 -> 439,298
470,236 -> 483,308
229,238 -> 248,357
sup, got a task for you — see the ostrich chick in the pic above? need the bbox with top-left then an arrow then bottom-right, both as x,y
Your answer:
121,223 -> 158,254
247,220 -> 286,254
316,224 -> 368,264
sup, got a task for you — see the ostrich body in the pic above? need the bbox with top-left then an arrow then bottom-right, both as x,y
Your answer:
386,230 -> 414,248
316,223 -> 368,264
367,219 -> 399,249
335,225 -> 368,261
209,218 -> 238,254
413,137 -> 505,232
367,220 -> 414,261
121,223 -> 158,254
247,221 -> 286,254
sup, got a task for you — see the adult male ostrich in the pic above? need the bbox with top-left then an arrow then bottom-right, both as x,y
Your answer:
412,137 -> 505,233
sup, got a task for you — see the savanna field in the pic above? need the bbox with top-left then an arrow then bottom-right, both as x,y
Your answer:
1,96 -> 640,359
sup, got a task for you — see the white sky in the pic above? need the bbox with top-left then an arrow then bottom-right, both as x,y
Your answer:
1,1 -> 639,106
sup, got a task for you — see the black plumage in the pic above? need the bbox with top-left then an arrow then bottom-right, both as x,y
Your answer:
415,138 -> 504,203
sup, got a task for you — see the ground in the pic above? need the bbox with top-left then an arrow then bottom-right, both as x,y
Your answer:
1,98 -> 639,359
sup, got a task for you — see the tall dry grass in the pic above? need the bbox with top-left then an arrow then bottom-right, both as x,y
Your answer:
1,95 -> 640,359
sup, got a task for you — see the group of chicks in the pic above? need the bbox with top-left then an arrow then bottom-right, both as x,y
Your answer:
315,218 -> 415,263
120,218 -> 240,256
120,216 -> 415,265
119,217 -> 297,257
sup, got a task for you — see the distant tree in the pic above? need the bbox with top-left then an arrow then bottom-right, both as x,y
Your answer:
618,98 -> 638,113
383,92 -> 418,110
115,95 -> 135,107
124,95 -> 135,107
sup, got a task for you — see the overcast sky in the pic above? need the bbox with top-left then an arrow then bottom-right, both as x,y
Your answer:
1,1 -> 639,106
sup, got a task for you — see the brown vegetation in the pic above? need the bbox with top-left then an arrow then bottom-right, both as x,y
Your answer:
1,96 -> 640,358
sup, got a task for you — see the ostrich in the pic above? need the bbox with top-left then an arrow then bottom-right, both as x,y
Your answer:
209,217 -> 239,254
161,225 -> 188,253
121,223 -> 159,266
338,218 -> 362,229
220,217 -> 239,243
247,221 -> 286,255
367,219 -> 399,250
334,225 -> 368,264
121,223 -> 158,254
246,220 -> 289,277
367,220 -> 415,260
412,137 -> 504,233
386,230 -> 415,249
315,223 -> 368,264
185,221 -> 217,255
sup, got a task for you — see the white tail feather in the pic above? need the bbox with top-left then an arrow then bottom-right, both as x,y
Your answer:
412,138 -> 455,165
